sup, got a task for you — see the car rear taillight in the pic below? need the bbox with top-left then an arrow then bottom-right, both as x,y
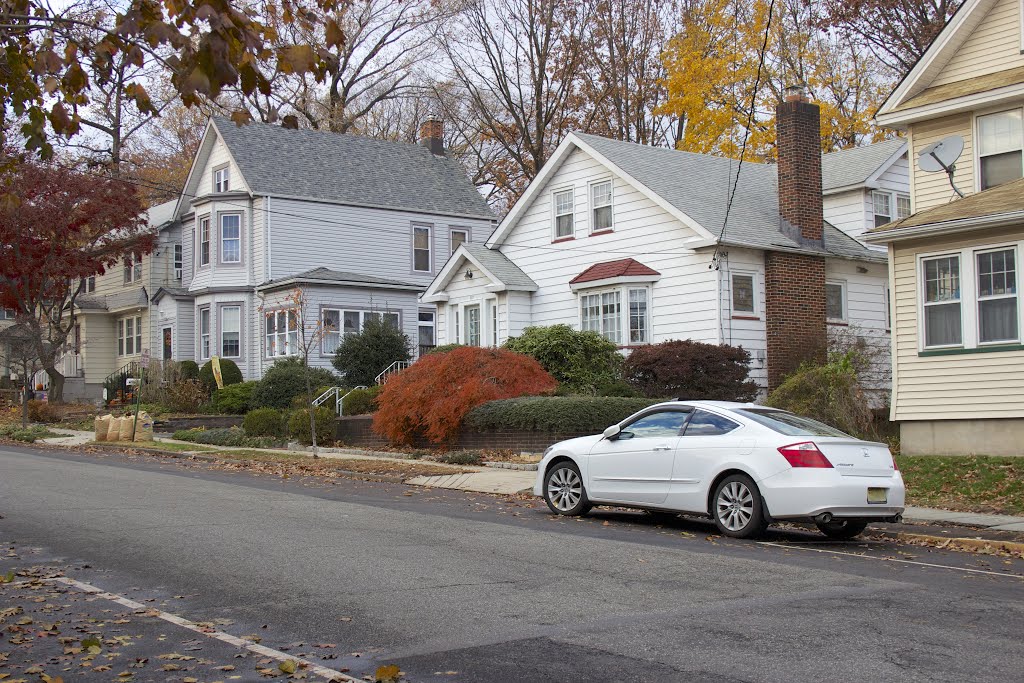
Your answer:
778,442 -> 833,468
892,457 -> 899,471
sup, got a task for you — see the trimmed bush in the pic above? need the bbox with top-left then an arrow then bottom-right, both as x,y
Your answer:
622,340 -> 759,401
242,407 -> 286,437
332,314 -> 411,386
165,380 -> 209,413
765,351 -> 873,438
373,346 -> 558,445
198,358 -> 244,393
288,407 -> 335,446
504,324 -> 622,394
250,358 -> 341,410
172,427 -> 283,449
465,396 -> 661,433
342,385 -> 381,415
179,360 -> 200,381
212,381 -> 257,414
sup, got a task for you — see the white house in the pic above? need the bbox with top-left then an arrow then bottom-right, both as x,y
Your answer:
423,91 -> 899,396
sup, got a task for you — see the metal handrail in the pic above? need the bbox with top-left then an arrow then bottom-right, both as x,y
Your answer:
313,385 -> 369,416
338,385 -> 368,416
374,360 -> 411,385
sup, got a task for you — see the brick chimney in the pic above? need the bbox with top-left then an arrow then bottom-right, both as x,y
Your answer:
764,84 -> 827,390
418,118 -> 444,157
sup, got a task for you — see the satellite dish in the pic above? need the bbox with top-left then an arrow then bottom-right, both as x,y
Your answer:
917,134 -> 966,198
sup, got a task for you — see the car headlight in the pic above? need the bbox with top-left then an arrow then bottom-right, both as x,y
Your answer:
542,446 -> 554,459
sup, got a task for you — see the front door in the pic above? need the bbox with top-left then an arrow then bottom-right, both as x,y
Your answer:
586,408 -> 690,505
162,327 -> 173,361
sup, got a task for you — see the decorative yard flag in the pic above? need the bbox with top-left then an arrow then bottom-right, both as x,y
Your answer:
212,356 -> 224,390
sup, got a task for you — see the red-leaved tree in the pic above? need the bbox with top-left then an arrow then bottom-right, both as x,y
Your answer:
373,346 -> 558,445
0,155 -> 153,401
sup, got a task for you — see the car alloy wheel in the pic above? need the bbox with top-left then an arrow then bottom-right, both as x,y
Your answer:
544,463 -> 590,516
712,474 -> 767,539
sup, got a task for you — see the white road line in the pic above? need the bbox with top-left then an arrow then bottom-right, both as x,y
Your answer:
46,576 -> 360,682
758,541 -> 1024,579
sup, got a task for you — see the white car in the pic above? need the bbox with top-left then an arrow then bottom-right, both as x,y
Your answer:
534,400 -> 905,539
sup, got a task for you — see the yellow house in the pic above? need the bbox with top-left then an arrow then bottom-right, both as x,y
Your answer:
868,0 -> 1024,455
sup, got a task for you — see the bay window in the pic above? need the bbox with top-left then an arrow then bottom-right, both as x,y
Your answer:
579,286 -> 650,345
978,109 -> 1023,190
321,308 -> 400,354
266,309 -> 298,358
220,305 -> 241,358
922,255 -> 962,348
199,307 -> 211,359
977,248 -> 1018,344
199,216 -> 211,267
220,214 -> 241,263
553,188 -> 574,239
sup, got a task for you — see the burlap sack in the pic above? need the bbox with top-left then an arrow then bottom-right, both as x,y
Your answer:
117,415 -> 135,442
133,412 -> 154,442
94,414 -> 112,442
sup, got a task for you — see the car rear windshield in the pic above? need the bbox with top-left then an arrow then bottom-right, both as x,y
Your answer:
735,409 -> 850,438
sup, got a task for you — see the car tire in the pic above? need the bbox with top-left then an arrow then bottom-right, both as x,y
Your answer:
544,461 -> 591,516
816,519 -> 869,540
712,474 -> 768,539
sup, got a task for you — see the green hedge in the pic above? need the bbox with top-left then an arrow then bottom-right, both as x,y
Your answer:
243,408 -> 286,437
464,396 -> 662,434
342,385 -> 381,415
287,407 -> 335,445
212,381 -> 258,414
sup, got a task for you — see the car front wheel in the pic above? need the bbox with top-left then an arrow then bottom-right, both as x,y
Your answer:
816,519 -> 869,540
544,462 -> 591,516
712,474 -> 767,539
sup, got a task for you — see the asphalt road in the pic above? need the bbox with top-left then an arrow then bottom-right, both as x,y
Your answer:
2,445 -> 1023,683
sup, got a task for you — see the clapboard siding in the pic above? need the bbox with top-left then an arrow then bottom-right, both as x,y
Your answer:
891,225 -> 1024,420
877,155 -> 910,191
932,0 -> 1024,86
200,134 -> 250,195
825,258 -> 892,397
80,313 -> 118,385
910,114 -> 975,212
496,147 -> 718,344
824,190 -> 869,240
719,248 -> 768,388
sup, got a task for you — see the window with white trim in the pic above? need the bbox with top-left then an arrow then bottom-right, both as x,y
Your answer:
977,248 -> 1018,344
118,315 -> 142,356
553,188 -> 574,239
463,305 -> 481,346
978,109 -> 1023,190
220,305 -> 241,358
199,307 -> 211,359
579,286 -> 650,345
896,195 -> 911,219
199,216 -> 211,267
79,276 -> 96,293
451,306 -> 461,344
872,191 -> 892,228
213,166 -> 230,193
413,225 -> 432,272
174,244 -> 183,280
590,180 -> 613,232
321,309 -> 399,354
826,281 -> 846,322
266,309 -> 298,358
450,229 -> 468,255
123,254 -> 142,284
922,255 -> 962,348
418,310 -> 435,347
731,273 -> 755,314
488,299 -> 498,345
220,214 -> 241,263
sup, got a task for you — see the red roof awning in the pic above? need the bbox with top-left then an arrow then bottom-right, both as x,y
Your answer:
569,258 -> 660,285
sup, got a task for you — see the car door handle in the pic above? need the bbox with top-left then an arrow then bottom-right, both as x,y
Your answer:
653,445 -> 673,451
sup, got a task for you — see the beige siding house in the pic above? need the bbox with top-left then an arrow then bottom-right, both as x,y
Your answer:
868,0 -> 1024,455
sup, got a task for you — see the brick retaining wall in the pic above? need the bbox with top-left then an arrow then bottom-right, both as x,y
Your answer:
335,414 -> 591,453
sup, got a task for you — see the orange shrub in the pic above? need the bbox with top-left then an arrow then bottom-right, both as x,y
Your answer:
372,346 -> 557,444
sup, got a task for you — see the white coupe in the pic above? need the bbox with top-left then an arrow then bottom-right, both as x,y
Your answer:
533,401 -> 905,539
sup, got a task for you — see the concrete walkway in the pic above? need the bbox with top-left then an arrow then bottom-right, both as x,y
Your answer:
406,470 -> 536,495
903,506 -> 1024,532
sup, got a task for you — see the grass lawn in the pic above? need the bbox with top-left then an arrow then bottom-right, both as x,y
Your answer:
896,455 -> 1024,516
212,449 -> 470,478
93,440 -> 218,453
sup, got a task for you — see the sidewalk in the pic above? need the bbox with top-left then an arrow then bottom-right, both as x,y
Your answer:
31,429 -> 1024,530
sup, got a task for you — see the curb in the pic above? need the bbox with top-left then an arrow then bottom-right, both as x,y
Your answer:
483,461 -> 538,471
879,530 -> 1024,556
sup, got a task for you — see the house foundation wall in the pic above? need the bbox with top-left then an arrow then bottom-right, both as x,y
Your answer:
900,419 -> 1024,456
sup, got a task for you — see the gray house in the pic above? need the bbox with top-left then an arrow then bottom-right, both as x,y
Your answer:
149,117 -> 494,379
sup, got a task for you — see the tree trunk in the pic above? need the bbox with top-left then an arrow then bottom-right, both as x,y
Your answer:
304,362 -> 318,458
46,367 -> 65,404
21,377 -> 29,429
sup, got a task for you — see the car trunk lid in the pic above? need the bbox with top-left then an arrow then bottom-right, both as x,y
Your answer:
814,439 -> 895,477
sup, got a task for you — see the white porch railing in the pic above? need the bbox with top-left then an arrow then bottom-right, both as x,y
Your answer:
313,385 -> 369,416
375,361 -> 411,385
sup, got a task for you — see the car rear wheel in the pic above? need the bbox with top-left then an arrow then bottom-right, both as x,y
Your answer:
544,462 -> 591,516
712,474 -> 767,539
816,519 -> 869,540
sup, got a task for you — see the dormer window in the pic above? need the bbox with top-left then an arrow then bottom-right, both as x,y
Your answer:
213,166 -> 230,193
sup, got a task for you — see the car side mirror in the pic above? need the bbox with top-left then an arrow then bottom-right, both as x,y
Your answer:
603,424 -> 621,440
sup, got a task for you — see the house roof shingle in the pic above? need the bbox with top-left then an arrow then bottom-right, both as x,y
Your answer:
573,133 -> 884,262
257,267 -> 424,291
212,118 -> 493,219
569,258 -> 660,285
462,244 -> 537,290
820,138 -> 907,192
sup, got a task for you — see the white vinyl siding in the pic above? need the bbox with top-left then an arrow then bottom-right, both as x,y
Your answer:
590,179 -> 613,232
911,114 -> 976,212
413,225 -> 432,272
552,188 -> 574,239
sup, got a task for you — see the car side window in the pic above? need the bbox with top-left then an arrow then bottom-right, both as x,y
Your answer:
621,410 -> 690,439
683,409 -> 740,436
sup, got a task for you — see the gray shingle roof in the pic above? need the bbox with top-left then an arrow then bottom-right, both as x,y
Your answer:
464,244 -> 537,290
573,133 -> 883,261
258,267 -> 423,291
820,138 -> 906,192
212,118 -> 493,219
146,199 -> 177,229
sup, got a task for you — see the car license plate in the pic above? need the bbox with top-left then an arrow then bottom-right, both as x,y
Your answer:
867,487 -> 887,504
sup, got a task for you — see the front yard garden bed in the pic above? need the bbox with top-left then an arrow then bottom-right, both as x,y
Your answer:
897,455 -> 1024,516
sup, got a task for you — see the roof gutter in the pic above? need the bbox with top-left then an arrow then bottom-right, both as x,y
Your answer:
864,210 -> 1024,244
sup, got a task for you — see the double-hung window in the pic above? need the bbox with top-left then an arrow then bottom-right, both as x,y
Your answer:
922,255 -> 962,348
199,217 -> 211,267
553,189 -> 574,239
580,290 -> 625,344
977,248 -> 1018,344
266,310 -> 298,358
220,305 -> 241,358
124,254 -> 142,284
413,225 -> 432,272
199,307 -> 211,359
418,310 -> 435,348
213,166 -> 230,193
450,229 -> 468,255
978,109 -> 1023,190
174,244 -> 183,280
826,281 -> 847,323
872,191 -> 892,228
220,214 -> 241,263
591,180 -> 613,232
897,195 -> 911,220
119,315 -> 142,356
